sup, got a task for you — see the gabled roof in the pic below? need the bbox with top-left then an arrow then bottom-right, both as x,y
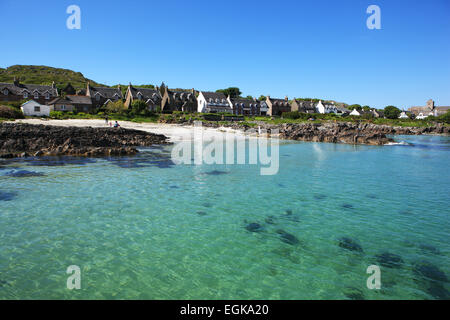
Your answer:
0,82 -> 58,96
129,86 -> 161,100
66,95 -> 92,105
201,91 -> 227,101
89,86 -> 122,99
231,98 -> 260,108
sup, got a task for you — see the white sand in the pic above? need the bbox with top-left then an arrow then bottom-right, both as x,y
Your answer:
9,119 -> 250,142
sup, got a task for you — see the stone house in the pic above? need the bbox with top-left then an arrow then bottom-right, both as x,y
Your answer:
227,97 -> 261,116
124,84 -> 162,111
0,78 -> 58,104
86,82 -> 123,109
47,95 -> 93,113
409,99 -> 450,118
265,96 -> 291,116
159,84 -> 197,113
290,99 -> 316,113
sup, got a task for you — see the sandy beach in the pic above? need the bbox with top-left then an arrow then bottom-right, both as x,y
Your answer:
9,119 -> 249,143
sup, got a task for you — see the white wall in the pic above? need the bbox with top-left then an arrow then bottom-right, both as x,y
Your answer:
21,100 -> 50,117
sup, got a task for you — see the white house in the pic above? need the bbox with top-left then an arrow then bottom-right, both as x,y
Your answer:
197,91 -> 232,113
316,100 -> 338,114
20,100 -> 51,117
398,111 -> 409,119
349,109 -> 362,116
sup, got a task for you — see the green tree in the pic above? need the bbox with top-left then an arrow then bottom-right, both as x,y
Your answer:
348,104 -> 362,111
362,105 -> 371,111
130,100 -> 149,116
384,106 -> 401,119
106,100 -> 127,114
258,95 -> 266,101
216,87 -> 241,99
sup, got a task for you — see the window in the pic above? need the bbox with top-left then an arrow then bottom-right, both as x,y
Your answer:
61,105 -> 66,110
34,92 -> 39,99
23,92 -> 28,99
2,89 -> 7,95
96,94 -> 100,101
45,93 -> 50,100
34,106 -> 40,112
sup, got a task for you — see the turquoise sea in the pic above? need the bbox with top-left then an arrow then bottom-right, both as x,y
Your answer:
0,134 -> 449,299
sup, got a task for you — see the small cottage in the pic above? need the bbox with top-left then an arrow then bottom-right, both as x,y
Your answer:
21,100 -> 51,117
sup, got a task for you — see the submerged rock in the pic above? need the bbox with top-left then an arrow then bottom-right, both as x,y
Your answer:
204,170 -> 228,175
419,244 -> 441,255
413,261 -> 448,283
196,211 -> 207,216
276,229 -> 300,245
313,194 -> 327,200
4,170 -> 45,177
343,287 -> 365,300
338,237 -> 363,253
265,215 -> 276,225
341,203 -> 354,210
426,282 -> 450,300
375,252 -> 404,269
245,223 -> 263,233
0,190 -> 18,201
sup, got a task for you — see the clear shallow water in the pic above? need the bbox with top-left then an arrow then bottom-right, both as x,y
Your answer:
0,135 -> 449,300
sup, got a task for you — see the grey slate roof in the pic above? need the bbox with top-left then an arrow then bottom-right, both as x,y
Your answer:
47,95 -> 92,105
89,86 -> 122,99
202,91 -> 227,101
231,98 -> 260,109
130,86 -> 161,100
0,82 -> 58,96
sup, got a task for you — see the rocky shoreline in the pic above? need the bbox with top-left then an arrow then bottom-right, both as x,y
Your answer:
198,121 -> 449,145
0,123 -> 170,158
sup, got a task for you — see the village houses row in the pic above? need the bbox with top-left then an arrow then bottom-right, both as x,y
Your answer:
1,78 -> 448,118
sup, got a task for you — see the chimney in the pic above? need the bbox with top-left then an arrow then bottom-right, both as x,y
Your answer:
52,81 -> 55,89
191,88 -> 195,94
13,76 -> 19,86
285,96 -> 288,101
117,84 -> 121,91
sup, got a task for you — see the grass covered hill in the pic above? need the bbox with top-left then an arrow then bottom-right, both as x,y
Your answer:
0,65 -> 106,91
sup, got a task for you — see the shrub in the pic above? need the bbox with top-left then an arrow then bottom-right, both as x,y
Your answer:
0,105 -> 24,119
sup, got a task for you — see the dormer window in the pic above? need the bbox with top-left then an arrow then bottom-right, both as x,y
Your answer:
137,93 -> 142,100
2,89 -> 8,95
45,93 -> 50,100
209,98 -> 213,103
96,94 -> 100,101
23,92 -> 28,99
34,92 -> 39,99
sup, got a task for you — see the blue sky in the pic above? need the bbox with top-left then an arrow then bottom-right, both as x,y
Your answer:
1,0 -> 449,109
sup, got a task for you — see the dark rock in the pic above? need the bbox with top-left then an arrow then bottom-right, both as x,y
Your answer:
342,203 -> 354,210
413,261 -> 448,283
375,252 -> 404,269
4,170 -> 45,177
196,211 -> 207,216
265,215 -> 276,225
0,190 -> 18,201
0,123 -> 170,158
419,244 -> 441,255
204,170 -> 228,175
338,237 -> 364,253
426,282 -> 450,300
343,287 -> 365,300
313,194 -> 327,200
246,223 -> 263,233
276,229 -> 300,245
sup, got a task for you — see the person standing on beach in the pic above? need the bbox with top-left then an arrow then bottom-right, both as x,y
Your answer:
105,115 -> 109,125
